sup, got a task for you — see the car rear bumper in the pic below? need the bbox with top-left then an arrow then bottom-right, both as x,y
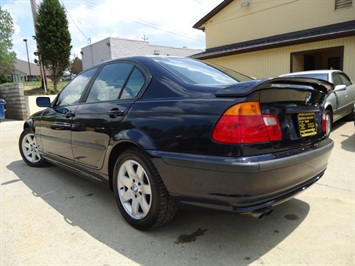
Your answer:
150,138 -> 334,213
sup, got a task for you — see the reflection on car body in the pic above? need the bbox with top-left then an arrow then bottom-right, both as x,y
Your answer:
19,57 -> 333,230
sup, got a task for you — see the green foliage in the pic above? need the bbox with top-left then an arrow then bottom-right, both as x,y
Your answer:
0,7 -> 16,78
0,75 -> 8,84
71,57 -> 83,75
36,0 -> 72,92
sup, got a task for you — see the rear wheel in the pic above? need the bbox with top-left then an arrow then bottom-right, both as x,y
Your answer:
324,109 -> 332,137
113,147 -> 176,230
19,128 -> 47,167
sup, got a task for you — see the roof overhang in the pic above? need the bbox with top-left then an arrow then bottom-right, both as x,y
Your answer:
192,21 -> 355,59
193,0 -> 233,31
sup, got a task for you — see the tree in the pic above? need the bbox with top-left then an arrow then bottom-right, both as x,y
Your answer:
36,0 -> 71,92
0,7 -> 16,82
70,57 -> 83,75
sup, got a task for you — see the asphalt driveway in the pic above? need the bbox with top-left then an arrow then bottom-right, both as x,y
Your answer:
1,119 -> 354,265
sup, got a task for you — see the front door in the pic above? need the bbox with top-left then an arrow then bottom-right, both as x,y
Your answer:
332,72 -> 355,119
37,67 -> 98,161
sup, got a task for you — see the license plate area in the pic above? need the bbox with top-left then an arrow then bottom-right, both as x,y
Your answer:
298,113 -> 317,137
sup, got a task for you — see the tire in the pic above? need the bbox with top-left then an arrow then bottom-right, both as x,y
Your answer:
344,105 -> 355,121
19,128 -> 48,167
113,147 -> 177,230
324,109 -> 332,137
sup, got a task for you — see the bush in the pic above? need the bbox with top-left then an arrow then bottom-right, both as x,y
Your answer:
0,76 -> 8,84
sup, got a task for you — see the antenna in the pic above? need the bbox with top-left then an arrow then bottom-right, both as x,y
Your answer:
142,34 -> 149,41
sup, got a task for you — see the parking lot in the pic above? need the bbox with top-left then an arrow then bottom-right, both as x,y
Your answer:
1,119 -> 354,265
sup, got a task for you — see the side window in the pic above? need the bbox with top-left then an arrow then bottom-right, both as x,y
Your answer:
56,68 -> 97,106
86,63 -> 133,103
332,73 -> 342,86
338,73 -> 352,86
120,67 -> 146,99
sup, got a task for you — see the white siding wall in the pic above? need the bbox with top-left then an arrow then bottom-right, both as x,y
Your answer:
82,37 -> 203,70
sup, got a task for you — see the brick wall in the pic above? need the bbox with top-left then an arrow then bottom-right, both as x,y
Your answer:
0,83 -> 28,120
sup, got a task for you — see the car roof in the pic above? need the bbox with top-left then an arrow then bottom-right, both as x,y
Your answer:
88,55 -> 194,70
281,69 -> 342,76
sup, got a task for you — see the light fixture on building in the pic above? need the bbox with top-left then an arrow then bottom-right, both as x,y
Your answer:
241,1 -> 250,7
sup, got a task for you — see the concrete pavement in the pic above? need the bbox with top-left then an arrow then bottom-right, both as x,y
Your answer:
1,119 -> 354,265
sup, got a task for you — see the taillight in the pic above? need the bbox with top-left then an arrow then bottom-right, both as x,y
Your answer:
212,102 -> 282,144
321,111 -> 327,132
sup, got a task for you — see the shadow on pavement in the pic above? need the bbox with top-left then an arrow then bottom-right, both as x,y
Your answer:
340,132 -> 355,152
6,159 -> 310,265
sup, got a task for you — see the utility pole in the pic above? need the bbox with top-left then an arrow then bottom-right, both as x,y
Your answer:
30,0 -> 47,93
23,39 -> 32,81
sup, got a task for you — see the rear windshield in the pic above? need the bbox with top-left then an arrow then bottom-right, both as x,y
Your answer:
291,73 -> 328,81
153,57 -> 253,86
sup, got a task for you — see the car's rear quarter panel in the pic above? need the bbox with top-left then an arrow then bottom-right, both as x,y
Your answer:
122,97 -> 247,156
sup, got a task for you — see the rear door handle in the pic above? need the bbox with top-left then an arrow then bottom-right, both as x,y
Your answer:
106,108 -> 125,118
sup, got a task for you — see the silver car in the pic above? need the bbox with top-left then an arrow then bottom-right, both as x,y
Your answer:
281,70 -> 355,135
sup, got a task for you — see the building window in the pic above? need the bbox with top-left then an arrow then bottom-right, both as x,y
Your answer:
335,0 -> 352,10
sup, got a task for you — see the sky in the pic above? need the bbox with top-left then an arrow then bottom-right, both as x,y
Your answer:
1,0 -> 222,63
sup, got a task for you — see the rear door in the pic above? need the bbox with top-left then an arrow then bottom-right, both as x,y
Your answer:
71,62 -> 147,169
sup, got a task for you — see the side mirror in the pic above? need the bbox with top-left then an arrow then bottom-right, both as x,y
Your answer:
36,97 -> 51,107
334,84 -> 346,91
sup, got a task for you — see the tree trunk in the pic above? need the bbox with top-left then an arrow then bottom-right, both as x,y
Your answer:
52,65 -> 58,93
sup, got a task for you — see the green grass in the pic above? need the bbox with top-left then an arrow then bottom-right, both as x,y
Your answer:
24,87 -> 56,96
1,81 -> 68,95
21,81 -> 69,96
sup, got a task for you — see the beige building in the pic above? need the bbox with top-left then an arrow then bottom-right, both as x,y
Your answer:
192,0 -> 355,80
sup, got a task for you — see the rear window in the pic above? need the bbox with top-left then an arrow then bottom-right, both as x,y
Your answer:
292,73 -> 329,81
153,57 -> 253,86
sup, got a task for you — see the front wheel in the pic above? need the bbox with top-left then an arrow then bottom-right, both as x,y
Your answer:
113,147 -> 176,230
19,128 -> 47,167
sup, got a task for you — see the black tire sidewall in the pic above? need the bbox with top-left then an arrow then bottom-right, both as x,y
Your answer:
19,128 -> 47,167
325,109 -> 332,136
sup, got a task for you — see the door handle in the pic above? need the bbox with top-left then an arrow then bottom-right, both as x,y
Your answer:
106,108 -> 124,118
65,111 -> 75,118
50,122 -> 71,130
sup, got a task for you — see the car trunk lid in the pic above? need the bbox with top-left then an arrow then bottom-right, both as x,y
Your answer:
213,77 -> 333,156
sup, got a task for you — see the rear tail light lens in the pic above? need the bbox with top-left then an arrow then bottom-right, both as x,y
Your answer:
321,111 -> 327,132
212,102 -> 282,144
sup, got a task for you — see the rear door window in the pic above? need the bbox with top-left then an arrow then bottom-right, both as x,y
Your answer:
87,63 -> 133,103
120,67 -> 146,99
86,62 -> 145,102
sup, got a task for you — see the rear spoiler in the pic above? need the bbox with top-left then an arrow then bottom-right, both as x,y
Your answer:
216,77 -> 334,97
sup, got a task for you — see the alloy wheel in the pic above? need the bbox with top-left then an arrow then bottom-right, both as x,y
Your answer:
117,159 -> 152,220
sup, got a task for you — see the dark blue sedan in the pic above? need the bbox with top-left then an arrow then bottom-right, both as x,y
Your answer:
19,57 -> 334,230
